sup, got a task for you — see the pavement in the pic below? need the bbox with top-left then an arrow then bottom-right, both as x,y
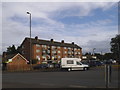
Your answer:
2,66 -> 119,88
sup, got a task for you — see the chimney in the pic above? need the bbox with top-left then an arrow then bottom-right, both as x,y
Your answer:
72,42 -> 74,44
61,40 -> 64,43
35,36 -> 38,40
51,39 -> 54,42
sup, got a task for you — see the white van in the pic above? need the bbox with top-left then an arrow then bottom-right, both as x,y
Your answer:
61,58 -> 89,71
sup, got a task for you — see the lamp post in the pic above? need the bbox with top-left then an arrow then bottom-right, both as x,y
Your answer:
27,11 -> 32,68
93,48 -> 96,55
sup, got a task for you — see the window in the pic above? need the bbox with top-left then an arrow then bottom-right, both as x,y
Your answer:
67,60 -> 74,64
75,52 -> 77,54
78,52 -> 80,54
65,56 -> 67,58
68,51 -> 71,54
64,51 -> 67,54
36,55 -> 40,60
68,47 -> 71,49
57,46 -> 60,49
54,55 -> 57,58
58,56 -> 61,58
58,51 -> 61,53
36,49 -> 40,53
42,55 -> 46,59
36,44 -> 40,47
52,56 -> 55,60
22,45 -> 24,49
42,45 -> 46,48
76,61 -> 82,65
64,47 -> 67,49
52,51 -> 56,53
42,50 -> 46,53
74,48 -> 77,50
48,46 -> 50,49
47,50 -> 50,53
22,51 -> 24,54
52,46 -> 56,49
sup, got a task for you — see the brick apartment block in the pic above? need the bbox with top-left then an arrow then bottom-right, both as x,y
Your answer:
19,36 -> 82,64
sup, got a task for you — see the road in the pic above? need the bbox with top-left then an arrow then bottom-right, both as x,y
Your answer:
2,66 -> 119,88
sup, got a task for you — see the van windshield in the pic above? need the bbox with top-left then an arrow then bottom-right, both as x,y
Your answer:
76,61 -> 82,65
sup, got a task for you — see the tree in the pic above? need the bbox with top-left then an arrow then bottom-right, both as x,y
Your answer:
102,53 -> 114,60
94,53 -> 103,61
6,45 -> 18,54
110,34 -> 120,61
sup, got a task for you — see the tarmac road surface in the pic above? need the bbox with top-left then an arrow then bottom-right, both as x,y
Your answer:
2,66 -> 119,88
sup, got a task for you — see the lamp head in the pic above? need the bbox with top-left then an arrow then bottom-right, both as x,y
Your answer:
27,11 -> 30,14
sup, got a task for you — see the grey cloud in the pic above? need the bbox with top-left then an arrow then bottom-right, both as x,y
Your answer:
82,40 -> 111,54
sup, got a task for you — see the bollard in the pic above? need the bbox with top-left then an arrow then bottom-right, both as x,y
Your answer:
105,64 -> 109,88
105,63 -> 112,88
108,64 -> 112,83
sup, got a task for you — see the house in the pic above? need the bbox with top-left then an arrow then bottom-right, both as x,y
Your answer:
19,36 -> 82,64
2,53 -> 29,71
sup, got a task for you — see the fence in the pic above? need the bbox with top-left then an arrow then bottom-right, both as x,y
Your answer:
3,64 -> 32,72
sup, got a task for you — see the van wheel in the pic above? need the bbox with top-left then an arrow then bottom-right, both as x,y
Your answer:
68,68 -> 71,72
83,67 -> 87,71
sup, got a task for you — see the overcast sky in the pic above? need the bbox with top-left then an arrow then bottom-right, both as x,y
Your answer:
1,1 -> 118,54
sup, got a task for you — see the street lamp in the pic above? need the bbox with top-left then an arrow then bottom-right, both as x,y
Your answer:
27,11 -> 32,67
93,48 -> 96,55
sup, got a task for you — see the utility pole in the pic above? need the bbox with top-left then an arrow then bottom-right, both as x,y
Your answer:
27,11 -> 32,69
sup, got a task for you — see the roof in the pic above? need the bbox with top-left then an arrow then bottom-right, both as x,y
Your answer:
24,37 -> 82,49
3,53 -> 29,63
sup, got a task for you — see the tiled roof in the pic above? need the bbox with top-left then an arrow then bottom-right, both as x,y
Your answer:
25,37 -> 82,49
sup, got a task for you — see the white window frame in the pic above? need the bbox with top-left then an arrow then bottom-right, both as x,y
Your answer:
36,44 -> 40,47
58,56 -> 61,58
42,45 -> 46,48
64,51 -> 67,54
36,49 -> 40,53
57,46 -> 60,49
58,51 -> 61,53
78,52 -> 80,54
74,48 -> 77,50
36,55 -> 40,60
64,47 -> 67,49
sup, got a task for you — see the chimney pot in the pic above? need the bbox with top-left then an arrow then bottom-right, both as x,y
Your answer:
72,42 -> 74,44
35,36 -> 38,40
51,39 -> 54,42
61,40 -> 64,43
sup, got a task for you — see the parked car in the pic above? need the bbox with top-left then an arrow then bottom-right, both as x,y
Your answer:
85,60 -> 103,67
103,60 -> 112,64
55,64 -> 60,68
81,60 -> 90,66
95,61 -> 103,66
33,64 -> 48,70
47,64 -> 54,68
88,60 -> 97,67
